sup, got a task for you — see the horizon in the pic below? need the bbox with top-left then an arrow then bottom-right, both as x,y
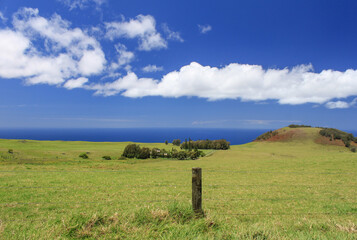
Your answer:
1,0 -> 357,129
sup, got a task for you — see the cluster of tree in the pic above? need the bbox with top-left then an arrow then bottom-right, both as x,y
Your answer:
172,139 -> 181,146
122,144 -> 205,160
319,128 -> 357,152
255,130 -> 278,141
288,124 -> 311,128
180,139 -> 230,150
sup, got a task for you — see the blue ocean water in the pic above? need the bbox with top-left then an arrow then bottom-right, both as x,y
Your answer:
0,128 -> 269,145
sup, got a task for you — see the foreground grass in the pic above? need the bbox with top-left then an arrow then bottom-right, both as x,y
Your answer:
0,127 -> 356,239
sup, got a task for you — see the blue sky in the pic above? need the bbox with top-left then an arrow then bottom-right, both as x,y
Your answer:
0,0 -> 357,129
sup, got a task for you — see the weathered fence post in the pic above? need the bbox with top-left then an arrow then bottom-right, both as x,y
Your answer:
192,167 -> 204,217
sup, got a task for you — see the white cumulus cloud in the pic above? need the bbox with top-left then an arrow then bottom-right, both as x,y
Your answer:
88,72 -> 159,97
88,62 -> 357,107
0,7 -> 106,86
325,98 -> 357,109
198,24 -> 212,34
105,15 -> 167,51
64,77 -> 88,89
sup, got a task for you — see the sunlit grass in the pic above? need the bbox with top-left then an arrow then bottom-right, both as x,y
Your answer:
0,128 -> 356,239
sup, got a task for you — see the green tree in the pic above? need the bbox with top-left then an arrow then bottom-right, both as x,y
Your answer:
172,139 -> 181,146
137,147 -> 151,159
122,144 -> 141,158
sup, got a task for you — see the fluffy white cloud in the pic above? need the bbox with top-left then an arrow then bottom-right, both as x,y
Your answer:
105,15 -> 167,51
325,98 -> 357,109
0,8 -> 106,85
88,72 -> 159,97
78,50 -> 105,75
142,65 -> 163,72
89,62 -> 357,107
64,77 -> 88,89
58,0 -> 106,10
198,24 -> 212,34
325,101 -> 349,109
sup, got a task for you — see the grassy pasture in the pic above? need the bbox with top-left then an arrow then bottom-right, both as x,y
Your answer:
0,127 -> 356,239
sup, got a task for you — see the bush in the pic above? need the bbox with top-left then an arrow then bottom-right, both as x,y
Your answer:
102,155 -> 111,160
189,151 -> 200,160
288,124 -> 311,128
177,151 -> 188,160
118,156 -> 126,160
172,139 -> 181,146
319,128 -> 357,149
151,148 -> 160,159
122,144 -> 141,158
350,146 -> 356,153
79,153 -> 88,159
137,147 -> 151,159
8,149 -> 13,154
256,131 -> 274,141
180,139 -> 230,150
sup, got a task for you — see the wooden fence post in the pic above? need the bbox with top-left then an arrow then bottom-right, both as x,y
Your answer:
192,167 -> 204,216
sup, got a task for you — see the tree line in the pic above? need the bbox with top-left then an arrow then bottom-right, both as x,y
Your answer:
122,144 -> 205,160
178,139 -> 230,150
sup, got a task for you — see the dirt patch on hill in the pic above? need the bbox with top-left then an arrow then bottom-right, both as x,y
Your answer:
315,136 -> 357,147
267,129 -> 307,142
255,128 -> 308,142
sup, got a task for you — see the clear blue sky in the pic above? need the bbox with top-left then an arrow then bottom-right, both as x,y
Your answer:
0,0 -> 357,129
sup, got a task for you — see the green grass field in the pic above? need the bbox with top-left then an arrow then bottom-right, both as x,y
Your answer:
0,127 -> 356,239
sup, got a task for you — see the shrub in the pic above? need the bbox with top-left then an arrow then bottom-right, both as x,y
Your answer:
256,131 -> 273,141
165,140 -> 168,145
177,151 -> 188,160
8,149 -> 13,154
122,144 -> 141,158
102,155 -> 111,160
118,156 -> 126,160
151,148 -> 160,159
289,124 -> 311,128
319,128 -> 357,149
160,149 -> 171,158
172,139 -> 181,146
137,147 -> 151,159
350,146 -> 356,153
79,153 -> 88,159
189,151 -> 200,160
180,139 -> 230,150
171,149 -> 178,158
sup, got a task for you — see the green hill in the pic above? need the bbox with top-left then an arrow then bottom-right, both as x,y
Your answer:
0,128 -> 356,239
255,126 -> 357,152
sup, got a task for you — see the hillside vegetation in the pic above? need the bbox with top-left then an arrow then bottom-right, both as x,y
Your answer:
0,127 -> 356,239
256,126 -> 357,152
